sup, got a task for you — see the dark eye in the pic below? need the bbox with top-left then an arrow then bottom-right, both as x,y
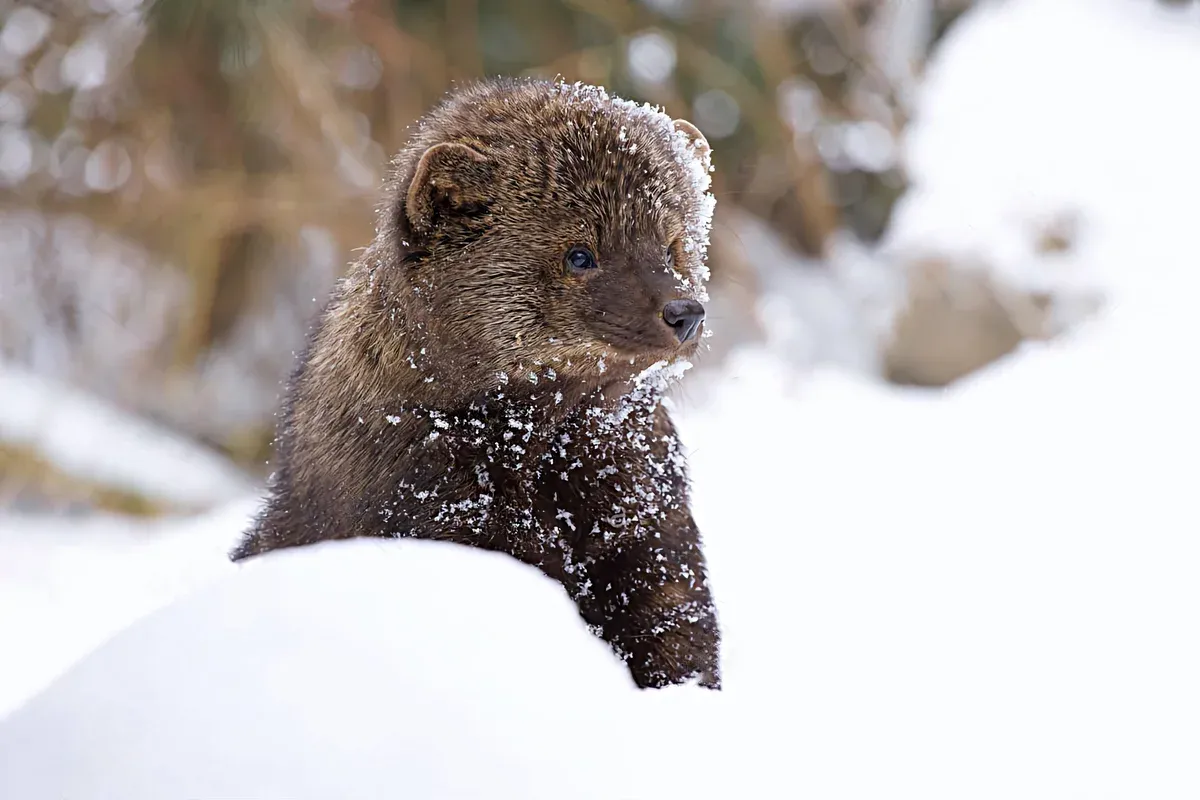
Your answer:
565,246 -> 598,272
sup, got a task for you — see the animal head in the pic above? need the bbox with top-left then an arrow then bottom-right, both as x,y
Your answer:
377,78 -> 717,388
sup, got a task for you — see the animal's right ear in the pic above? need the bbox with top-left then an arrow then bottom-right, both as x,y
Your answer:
402,142 -> 490,241
672,119 -> 711,162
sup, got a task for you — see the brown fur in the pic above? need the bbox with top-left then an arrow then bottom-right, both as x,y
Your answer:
231,78 -> 721,689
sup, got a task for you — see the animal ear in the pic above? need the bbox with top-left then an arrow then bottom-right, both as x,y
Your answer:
403,142 -> 490,239
672,119 -> 711,161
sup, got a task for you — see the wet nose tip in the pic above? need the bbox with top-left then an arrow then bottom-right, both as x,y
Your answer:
662,298 -> 706,344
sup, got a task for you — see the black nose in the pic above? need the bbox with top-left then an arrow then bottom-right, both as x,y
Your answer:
662,299 -> 705,344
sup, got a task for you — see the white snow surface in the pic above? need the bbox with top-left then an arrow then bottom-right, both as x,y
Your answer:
3,0 -> 1200,797
0,539 -> 730,799
0,499 -> 258,717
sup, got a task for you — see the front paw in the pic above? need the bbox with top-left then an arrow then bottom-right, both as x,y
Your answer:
622,622 -> 721,690
628,661 -> 721,690
696,667 -> 721,690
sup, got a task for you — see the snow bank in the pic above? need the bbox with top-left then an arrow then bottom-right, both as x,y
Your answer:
888,0 -> 1200,313
0,539 -> 727,800
682,1 -> 1200,793
0,498 -> 258,717
680,336 -> 1199,797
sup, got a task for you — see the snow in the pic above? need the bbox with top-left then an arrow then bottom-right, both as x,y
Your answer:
2,0 -> 1200,796
0,539 -> 726,799
887,0 -> 1200,310
722,207 -> 898,374
0,499 -> 257,718
0,363 -> 253,510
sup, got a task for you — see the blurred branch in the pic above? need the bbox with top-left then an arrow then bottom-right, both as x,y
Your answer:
748,19 -> 839,257
0,441 -> 168,517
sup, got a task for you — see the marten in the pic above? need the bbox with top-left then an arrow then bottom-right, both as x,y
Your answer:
231,78 -> 721,689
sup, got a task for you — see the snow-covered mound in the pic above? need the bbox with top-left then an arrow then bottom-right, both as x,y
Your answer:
0,498 -> 258,718
0,538 -> 727,800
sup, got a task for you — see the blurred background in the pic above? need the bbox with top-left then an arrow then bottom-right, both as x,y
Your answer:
5,2 -> 1200,789
10,0 -> 1184,518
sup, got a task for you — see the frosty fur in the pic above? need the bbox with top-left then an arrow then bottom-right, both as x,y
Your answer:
231,77 -> 721,689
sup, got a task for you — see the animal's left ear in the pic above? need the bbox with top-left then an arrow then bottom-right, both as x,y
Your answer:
672,119 -> 711,163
